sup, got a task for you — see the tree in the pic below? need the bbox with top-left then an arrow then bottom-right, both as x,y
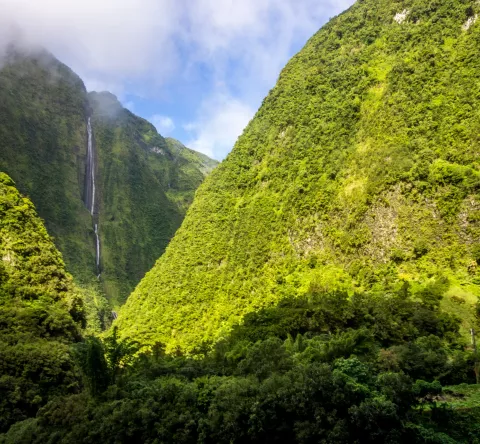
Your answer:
73,336 -> 109,396
103,326 -> 139,384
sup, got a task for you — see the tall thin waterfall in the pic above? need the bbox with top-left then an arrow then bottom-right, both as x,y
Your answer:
85,118 -> 95,215
85,117 -> 101,277
87,117 -> 96,215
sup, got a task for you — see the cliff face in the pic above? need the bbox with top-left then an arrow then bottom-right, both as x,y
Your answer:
117,0 -> 480,352
0,52 -> 217,305
0,47 -> 94,284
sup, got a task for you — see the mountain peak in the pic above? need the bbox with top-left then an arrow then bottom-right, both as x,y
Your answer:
88,91 -> 123,118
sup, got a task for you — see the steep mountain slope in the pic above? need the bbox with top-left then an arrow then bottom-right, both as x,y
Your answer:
0,47 -> 94,283
0,173 -> 82,432
0,50 -> 217,304
89,92 -> 218,303
117,0 -> 480,352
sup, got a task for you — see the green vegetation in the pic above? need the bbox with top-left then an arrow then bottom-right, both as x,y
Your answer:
165,137 -> 219,213
4,0 -> 480,440
89,92 -> 218,304
0,51 -> 217,305
8,167 -> 479,442
118,0 -> 480,352
0,173 -> 82,433
442,384 -> 480,409
0,47 -> 94,284
4,284 -> 480,442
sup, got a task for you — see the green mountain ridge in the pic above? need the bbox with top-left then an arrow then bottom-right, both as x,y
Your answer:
117,0 -> 480,352
0,49 -> 218,305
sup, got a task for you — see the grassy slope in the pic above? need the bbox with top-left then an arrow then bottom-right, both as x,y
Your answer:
117,0 -> 480,352
0,173 -> 82,432
89,92 -> 218,305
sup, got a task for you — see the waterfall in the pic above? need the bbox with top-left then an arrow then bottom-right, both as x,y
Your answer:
85,117 -> 101,277
85,117 -> 95,215
87,117 -> 96,216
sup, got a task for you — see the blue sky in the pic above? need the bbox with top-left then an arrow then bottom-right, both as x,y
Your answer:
1,0 -> 355,159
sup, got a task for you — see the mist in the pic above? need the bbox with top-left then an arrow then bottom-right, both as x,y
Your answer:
0,0 -> 355,158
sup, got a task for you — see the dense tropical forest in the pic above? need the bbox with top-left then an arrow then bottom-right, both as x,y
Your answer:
0,173 -> 83,433
2,0 -> 480,441
1,188 -> 480,441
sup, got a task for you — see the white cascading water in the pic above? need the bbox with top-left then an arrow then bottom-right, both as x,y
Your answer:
87,118 -> 96,215
86,117 -> 101,277
87,118 -> 115,321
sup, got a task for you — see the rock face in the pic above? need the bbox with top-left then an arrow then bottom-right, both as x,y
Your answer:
117,0 -> 480,352
0,49 -> 218,305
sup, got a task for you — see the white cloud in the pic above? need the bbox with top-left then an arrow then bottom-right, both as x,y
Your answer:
182,123 -> 197,132
123,101 -> 136,113
182,0 -> 355,89
150,115 -> 175,135
81,75 -> 126,101
0,0 -> 355,156
0,0 -> 180,96
185,94 -> 255,159
0,0 -> 354,94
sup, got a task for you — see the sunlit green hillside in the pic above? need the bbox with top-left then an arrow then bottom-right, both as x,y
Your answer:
118,0 -> 480,352
0,173 -> 82,432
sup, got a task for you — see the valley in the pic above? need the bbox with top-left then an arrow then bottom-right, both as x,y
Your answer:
1,0 -> 480,442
